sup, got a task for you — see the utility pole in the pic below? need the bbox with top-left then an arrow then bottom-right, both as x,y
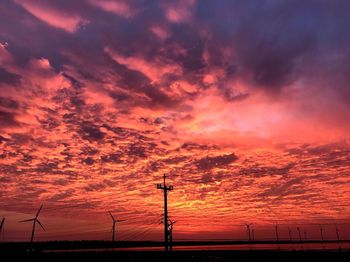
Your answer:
156,174 -> 173,251
319,225 -> 324,241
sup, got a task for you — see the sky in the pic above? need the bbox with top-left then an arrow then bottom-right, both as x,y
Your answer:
0,0 -> 350,242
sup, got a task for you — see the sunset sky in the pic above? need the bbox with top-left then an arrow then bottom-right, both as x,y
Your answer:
1,0 -> 350,242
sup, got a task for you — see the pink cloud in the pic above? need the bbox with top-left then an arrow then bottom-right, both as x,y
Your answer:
162,0 -> 196,24
150,25 -> 171,40
88,0 -> 136,18
105,46 -> 182,83
15,0 -> 88,33
0,42 -> 13,66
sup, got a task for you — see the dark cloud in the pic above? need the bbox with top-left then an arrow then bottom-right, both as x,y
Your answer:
0,97 -> 19,109
82,157 -> 94,165
84,179 -> 118,192
195,153 -> 238,170
100,152 -> 123,163
0,67 -> 21,85
238,164 -> 294,177
80,122 -> 105,141
257,177 -> 305,198
49,189 -> 75,201
0,110 -> 19,127
0,135 -> 9,144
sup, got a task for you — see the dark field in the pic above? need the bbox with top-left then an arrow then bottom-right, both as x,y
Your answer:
1,249 -> 350,262
1,241 -> 350,262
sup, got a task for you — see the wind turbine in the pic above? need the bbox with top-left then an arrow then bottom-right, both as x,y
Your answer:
108,211 -> 125,242
274,224 -> 279,242
19,205 -> 45,242
319,225 -> 324,241
0,217 -> 5,241
246,224 -> 252,242
297,227 -> 302,242
288,227 -> 292,242
335,224 -> 340,241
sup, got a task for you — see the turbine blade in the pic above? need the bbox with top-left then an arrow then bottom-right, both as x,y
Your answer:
36,204 -> 43,218
108,211 -> 115,221
19,218 -> 35,223
36,219 -> 45,231
116,220 -> 125,222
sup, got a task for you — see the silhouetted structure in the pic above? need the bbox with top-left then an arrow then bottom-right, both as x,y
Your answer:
19,204 -> 45,242
108,211 -> 125,242
335,225 -> 340,241
288,227 -> 292,242
319,225 -> 324,241
275,224 -> 279,242
251,228 -> 255,241
0,217 -> 5,241
168,219 -> 176,251
246,224 -> 252,242
156,174 -> 173,251
297,227 -> 302,242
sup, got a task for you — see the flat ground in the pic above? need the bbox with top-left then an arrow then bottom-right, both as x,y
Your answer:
1,250 -> 350,262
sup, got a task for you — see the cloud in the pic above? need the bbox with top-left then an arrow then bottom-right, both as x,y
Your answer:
105,46 -> 182,83
162,0 -> 196,24
0,97 -> 19,109
15,0 -> 88,33
0,110 -> 20,128
195,153 -> 238,171
88,0 -> 136,18
0,67 -> 21,85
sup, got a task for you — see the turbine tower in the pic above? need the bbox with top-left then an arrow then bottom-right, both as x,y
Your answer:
275,224 -> 279,242
19,205 -> 45,242
108,211 -> 125,242
246,224 -> 252,242
335,224 -> 340,241
288,227 -> 292,242
0,217 -> 5,241
297,227 -> 302,242
319,225 -> 324,241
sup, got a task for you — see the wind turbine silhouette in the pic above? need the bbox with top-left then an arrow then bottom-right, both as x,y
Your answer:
0,217 -> 5,241
19,205 -> 45,242
288,227 -> 292,242
297,226 -> 302,242
246,224 -> 252,242
108,211 -> 125,242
